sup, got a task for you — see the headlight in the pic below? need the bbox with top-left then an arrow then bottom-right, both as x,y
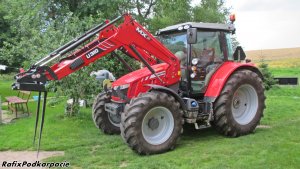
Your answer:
114,84 -> 129,90
190,73 -> 196,78
192,58 -> 199,65
184,25 -> 191,29
112,84 -> 130,101
191,66 -> 197,71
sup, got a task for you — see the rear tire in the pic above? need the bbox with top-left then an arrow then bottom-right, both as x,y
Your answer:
92,92 -> 120,134
213,70 -> 266,137
121,91 -> 184,155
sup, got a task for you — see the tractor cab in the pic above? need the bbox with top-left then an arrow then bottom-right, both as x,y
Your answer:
158,22 -> 235,96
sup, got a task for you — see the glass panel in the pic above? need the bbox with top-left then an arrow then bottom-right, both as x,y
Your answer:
190,31 -> 224,93
159,32 -> 187,54
226,33 -> 234,60
192,31 -> 224,63
159,32 -> 188,82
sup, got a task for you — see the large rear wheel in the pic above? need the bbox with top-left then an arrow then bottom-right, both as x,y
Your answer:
213,70 -> 266,137
121,91 -> 183,154
92,92 -> 120,134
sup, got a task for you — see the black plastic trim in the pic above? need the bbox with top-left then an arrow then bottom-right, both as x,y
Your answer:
145,84 -> 187,111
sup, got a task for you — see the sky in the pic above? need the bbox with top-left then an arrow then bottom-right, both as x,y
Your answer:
227,0 -> 300,50
193,0 -> 300,51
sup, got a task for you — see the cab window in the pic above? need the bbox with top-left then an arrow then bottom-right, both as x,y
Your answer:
190,31 -> 225,93
226,33 -> 234,60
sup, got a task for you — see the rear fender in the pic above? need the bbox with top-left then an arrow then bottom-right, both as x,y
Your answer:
204,62 -> 262,101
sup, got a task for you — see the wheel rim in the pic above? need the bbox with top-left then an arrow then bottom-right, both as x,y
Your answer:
108,112 -> 121,127
231,84 -> 258,125
142,106 -> 174,145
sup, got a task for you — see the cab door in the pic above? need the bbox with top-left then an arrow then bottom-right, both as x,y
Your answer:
189,31 -> 231,94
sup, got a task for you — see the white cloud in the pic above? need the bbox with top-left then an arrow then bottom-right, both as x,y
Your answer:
227,0 -> 300,50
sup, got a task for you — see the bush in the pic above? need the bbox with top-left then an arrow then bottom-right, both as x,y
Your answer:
0,72 -> 15,81
258,61 -> 277,90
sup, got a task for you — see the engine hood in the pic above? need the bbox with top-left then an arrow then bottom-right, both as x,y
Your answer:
112,63 -> 169,87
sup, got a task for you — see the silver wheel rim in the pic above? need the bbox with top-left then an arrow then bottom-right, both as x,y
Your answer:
108,112 -> 121,127
142,106 -> 174,145
231,84 -> 258,125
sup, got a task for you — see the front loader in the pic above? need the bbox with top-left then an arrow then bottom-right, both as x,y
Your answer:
12,14 -> 265,155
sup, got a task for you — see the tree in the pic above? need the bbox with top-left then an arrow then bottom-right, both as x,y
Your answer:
258,61 -> 277,90
0,0 -> 44,68
149,0 -> 192,32
193,0 -> 229,23
0,8 -> 10,66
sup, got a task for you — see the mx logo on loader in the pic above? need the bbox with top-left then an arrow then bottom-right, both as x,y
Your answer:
136,27 -> 151,40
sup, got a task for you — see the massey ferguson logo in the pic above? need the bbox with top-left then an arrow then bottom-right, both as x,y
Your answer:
136,27 -> 151,40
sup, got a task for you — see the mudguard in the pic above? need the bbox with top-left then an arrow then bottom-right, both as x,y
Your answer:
204,61 -> 262,101
146,84 -> 187,111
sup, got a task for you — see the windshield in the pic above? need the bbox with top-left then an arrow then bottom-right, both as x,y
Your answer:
159,32 -> 187,54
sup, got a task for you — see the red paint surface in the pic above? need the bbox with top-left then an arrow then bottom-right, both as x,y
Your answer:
204,61 -> 257,97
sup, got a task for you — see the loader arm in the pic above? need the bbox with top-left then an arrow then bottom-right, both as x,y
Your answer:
13,14 -> 180,91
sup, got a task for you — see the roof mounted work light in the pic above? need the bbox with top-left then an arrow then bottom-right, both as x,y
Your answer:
230,14 -> 236,23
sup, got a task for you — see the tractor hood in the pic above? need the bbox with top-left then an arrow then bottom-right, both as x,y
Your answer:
112,63 -> 169,87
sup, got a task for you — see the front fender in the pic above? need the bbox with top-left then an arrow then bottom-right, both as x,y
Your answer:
146,84 -> 187,111
204,61 -> 262,100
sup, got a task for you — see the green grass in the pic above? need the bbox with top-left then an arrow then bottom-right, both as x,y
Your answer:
1,69 -> 300,168
0,80 -> 18,99
270,67 -> 300,78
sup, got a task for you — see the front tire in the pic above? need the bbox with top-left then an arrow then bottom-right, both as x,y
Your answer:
213,70 -> 266,137
92,92 -> 120,134
121,91 -> 184,155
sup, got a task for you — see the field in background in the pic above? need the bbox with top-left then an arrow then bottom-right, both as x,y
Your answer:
246,47 -> 300,68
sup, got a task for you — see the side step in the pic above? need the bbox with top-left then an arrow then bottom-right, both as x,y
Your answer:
194,122 -> 211,130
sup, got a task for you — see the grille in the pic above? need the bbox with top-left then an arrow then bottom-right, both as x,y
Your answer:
112,87 -> 128,100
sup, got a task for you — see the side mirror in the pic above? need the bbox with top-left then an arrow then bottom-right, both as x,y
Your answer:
187,28 -> 197,44
233,46 -> 246,61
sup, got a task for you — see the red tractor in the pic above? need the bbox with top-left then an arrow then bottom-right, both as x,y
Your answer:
13,14 -> 265,155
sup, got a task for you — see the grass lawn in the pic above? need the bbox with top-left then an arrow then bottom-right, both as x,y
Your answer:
0,80 -> 18,99
270,67 -> 300,78
0,68 -> 300,169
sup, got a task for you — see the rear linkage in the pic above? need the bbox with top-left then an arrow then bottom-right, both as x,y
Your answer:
12,15 -> 123,156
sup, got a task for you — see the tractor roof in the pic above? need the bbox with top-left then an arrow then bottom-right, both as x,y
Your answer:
157,22 -> 235,34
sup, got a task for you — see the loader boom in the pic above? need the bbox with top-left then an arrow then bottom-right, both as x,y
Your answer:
13,14 -> 180,91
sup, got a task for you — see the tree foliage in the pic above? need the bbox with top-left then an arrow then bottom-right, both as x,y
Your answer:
193,0 -> 229,22
149,0 -> 191,31
0,0 -> 230,115
258,61 -> 277,90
